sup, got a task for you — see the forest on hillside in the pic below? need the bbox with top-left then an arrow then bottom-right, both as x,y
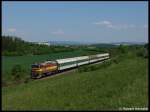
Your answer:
2,36 -> 77,56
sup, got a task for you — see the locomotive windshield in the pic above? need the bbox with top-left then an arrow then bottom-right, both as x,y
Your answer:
32,64 -> 40,68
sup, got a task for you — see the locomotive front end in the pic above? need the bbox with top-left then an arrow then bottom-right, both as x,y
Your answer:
31,61 -> 58,79
31,64 -> 42,78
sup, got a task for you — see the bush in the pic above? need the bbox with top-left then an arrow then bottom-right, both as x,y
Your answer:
112,56 -> 121,64
78,60 -> 112,73
11,64 -> 25,82
78,66 -> 88,72
118,45 -> 128,54
24,77 -> 31,83
136,48 -> 148,58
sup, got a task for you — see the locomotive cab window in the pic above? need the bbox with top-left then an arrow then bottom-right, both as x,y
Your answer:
32,65 -> 40,68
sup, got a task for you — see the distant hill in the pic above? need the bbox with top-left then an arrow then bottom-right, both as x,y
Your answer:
91,43 -> 117,48
110,42 -> 147,46
46,41 -> 147,47
32,40 -> 147,46
47,41 -> 91,45
2,36 -> 76,56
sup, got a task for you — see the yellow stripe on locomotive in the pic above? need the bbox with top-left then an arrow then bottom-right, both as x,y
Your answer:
31,61 -> 58,78
32,66 -> 57,73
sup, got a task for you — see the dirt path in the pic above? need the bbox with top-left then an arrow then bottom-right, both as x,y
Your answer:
2,81 -> 25,87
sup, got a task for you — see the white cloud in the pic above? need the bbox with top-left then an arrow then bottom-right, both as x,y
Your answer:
93,20 -> 136,30
93,21 -> 112,26
8,28 -> 16,32
51,29 -> 64,35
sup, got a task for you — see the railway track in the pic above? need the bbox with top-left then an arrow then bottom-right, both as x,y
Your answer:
3,59 -> 110,87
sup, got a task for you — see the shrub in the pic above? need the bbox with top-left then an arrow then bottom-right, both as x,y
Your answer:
88,65 -> 97,71
118,45 -> 128,54
78,65 -> 91,72
24,77 -> 31,83
78,60 -> 112,73
111,57 -> 120,64
11,64 -> 25,82
136,48 -> 148,58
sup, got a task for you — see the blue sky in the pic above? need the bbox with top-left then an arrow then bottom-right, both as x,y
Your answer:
2,1 -> 148,43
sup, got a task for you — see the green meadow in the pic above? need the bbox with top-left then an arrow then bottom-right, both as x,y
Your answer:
2,50 -> 98,83
2,55 -> 148,110
2,1 -> 148,110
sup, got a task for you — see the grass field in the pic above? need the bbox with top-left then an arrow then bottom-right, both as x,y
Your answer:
2,50 -> 84,72
2,56 -> 148,110
2,50 -> 98,82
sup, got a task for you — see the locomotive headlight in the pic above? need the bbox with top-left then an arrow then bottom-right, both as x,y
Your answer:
37,69 -> 42,72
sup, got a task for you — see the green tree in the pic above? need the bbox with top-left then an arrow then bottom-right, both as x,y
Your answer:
118,45 -> 128,54
11,64 -> 24,82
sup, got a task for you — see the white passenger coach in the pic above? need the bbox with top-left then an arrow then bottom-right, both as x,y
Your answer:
31,53 -> 110,78
56,53 -> 109,70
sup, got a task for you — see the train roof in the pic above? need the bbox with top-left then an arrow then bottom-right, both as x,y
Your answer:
56,57 -> 78,64
96,53 -> 109,57
31,53 -> 109,65
56,53 -> 109,64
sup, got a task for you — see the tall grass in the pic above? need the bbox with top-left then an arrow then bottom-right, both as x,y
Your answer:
2,57 -> 148,110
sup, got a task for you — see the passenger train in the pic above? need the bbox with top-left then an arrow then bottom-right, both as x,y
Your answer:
31,53 -> 110,79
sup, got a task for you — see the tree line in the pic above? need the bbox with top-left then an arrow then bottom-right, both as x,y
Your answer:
2,35 -> 76,56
